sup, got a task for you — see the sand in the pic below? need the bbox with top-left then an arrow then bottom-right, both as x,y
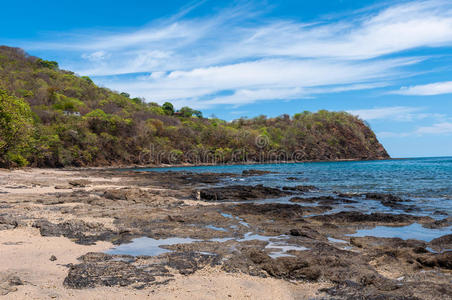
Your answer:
0,168 -> 329,299
0,228 -> 326,299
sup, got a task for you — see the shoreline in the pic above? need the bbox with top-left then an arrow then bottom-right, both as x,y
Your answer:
0,167 -> 450,299
13,156 -> 399,172
4,156 -> 434,172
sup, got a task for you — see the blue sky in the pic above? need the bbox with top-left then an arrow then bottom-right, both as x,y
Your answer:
2,0 -> 452,158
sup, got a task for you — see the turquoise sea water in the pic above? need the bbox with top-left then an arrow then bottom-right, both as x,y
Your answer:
107,157 -> 452,257
137,157 -> 452,217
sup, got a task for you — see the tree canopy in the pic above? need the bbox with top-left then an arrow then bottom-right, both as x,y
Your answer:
0,46 -> 388,168
0,89 -> 34,167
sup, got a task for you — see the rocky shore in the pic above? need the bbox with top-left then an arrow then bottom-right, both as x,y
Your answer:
0,168 -> 451,299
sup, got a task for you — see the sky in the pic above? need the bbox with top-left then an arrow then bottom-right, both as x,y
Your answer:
1,0 -> 452,158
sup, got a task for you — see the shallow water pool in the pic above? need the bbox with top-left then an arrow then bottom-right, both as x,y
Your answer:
347,223 -> 452,242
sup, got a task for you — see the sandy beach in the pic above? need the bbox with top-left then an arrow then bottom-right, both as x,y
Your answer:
0,168 -> 450,299
0,168 -> 330,299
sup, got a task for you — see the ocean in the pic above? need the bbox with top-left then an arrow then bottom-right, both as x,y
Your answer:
137,157 -> 452,218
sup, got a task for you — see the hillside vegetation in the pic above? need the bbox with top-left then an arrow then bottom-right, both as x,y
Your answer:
0,46 -> 389,168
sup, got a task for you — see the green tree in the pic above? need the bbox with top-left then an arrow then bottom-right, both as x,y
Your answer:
131,97 -> 144,104
193,110 -> 203,118
0,89 -> 34,167
36,59 -> 59,69
81,76 -> 93,84
178,107 -> 203,118
162,102 -> 175,115
178,106 -> 194,118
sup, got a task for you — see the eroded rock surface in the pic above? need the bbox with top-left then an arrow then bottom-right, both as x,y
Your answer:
0,168 -> 451,299
195,184 -> 291,201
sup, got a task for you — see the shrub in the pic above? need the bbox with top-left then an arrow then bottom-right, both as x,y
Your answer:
36,59 -> 59,70
162,102 -> 175,115
0,89 -> 34,167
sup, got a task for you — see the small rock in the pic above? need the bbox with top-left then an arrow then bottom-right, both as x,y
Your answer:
68,180 -> 90,187
50,255 -> 57,261
54,185 -> 72,190
289,229 -> 302,236
282,185 -> 318,192
242,170 -> 274,176
8,276 -> 23,286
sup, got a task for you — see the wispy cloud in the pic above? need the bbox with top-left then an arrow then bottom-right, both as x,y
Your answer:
391,80 -> 452,96
18,0 -> 452,108
105,58 -> 414,108
377,120 -> 452,138
348,106 -> 424,121
376,131 -> 412,138
347,106 -> 445,122
416,122 -> 452,134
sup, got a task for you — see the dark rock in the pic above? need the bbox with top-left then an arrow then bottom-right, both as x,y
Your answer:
282,185 -> 318,192
64,251 -> 220,289
228,203 -> 305,219
364,193 -> 417,211
349,236 -> 426,250
68,180 -> 91,187
103,189 -> 128,200
166,171 -> 237,185
310,211 -> 427,224
433,210 -> 448,216
0,274 -> 23,296
416,251 -> 452,269
7,276 -> 23,286
289,196 -> 318,203
33,220 -> 127,245
413,246 -> 429,254
321,280 -> 419,300
50,255 -> 57,261
166,252 -> 222,275
335,192 -> 363,198
242,170 -> 275,176
288,227 -> 323,240
290,196 -> 358,205
289,229 -> 303,236
196,185 -> 290,201
430,234 -> 452,251
244,249 -> 316,281
365,193 -> 404,202
55,185 -> 72,190
64,260 -> 158,289
0,216 -> 18,230
423,218 -> 452,229
289,196 -> 348,204
247,249 -> 271,264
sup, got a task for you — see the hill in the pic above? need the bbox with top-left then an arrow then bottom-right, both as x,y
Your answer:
0,46 -> 389,168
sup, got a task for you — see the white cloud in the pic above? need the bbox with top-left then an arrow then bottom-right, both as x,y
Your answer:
105,58 -> 414,108
223,1 -> 452,60
391,81 -> 452,96
19,0 -> 452,108
347,106 -> 446,124
376,120 -> 452,138
81,50 -> 110,61
347,107 -> 424,121
416,122 -> 452,134
376,131 -> 412,138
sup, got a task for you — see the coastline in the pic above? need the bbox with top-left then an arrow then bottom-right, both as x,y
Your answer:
57,156 -> 396,172
0,167 -> 450,299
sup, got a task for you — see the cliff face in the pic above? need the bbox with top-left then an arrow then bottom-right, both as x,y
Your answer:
0,46 -> 389,168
